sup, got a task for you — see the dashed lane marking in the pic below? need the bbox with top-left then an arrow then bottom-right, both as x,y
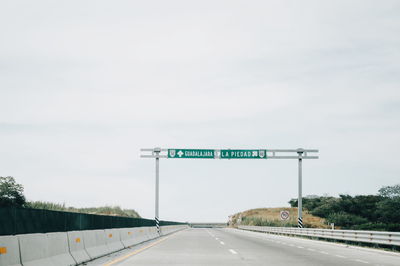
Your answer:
220,241 -> 225,245
229,249 -> 238,255
335,254 -> 346,258
354,259 -> 369,264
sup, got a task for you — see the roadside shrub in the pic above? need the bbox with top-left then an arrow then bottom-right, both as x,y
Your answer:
327,212 -> 368,228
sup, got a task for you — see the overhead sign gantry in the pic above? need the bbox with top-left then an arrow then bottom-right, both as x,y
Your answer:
140,148 -> 319,232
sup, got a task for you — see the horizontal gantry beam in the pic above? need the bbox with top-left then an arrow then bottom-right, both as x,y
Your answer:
140,148 -> 319,159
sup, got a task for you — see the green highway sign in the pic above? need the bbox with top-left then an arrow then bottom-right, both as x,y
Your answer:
141,147 -> 318,230
220,149 -> 267,159
168,149 -> 215,159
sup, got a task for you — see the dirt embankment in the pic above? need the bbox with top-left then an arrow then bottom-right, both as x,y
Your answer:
229,207 -> 329,228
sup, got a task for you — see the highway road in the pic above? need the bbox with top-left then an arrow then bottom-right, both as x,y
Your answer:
92,228 -> 400,266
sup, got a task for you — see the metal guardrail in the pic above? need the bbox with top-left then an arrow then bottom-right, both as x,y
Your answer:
238,225 -> 400,246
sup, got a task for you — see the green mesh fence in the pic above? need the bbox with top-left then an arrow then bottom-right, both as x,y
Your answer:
0,207 -> 186,236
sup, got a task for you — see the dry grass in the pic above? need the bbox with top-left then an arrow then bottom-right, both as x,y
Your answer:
231,207 -> 330,228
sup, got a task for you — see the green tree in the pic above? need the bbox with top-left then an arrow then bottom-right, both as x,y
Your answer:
327,211 -> 369,228
379,184 -> 400,198
310,197 -> 342,218
0,176 -> 26,207
376,197 -> 400,224
288,186 -> 400,231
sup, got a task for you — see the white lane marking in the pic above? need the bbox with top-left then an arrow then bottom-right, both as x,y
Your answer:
206,230 -> 215,238
215,238 -> 219,240
220,241 -> 225,245
297,246 -> 304,249
229,249 -> 238,254
354,259 -> 369,264
319,251 -> 329,255
335,254 -> 346,258
307,248 -> 316,252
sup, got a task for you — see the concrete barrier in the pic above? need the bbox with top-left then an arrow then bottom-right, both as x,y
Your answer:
104,229 -> 124,253
146,227 -> 158,240
83,230 -> 108,259
161,225 -> 180,236
142,227 -> 151,240
147,226 -> 157,239
137,227 -> 151,243
161,226 -> 169,235
160,226 -> 170,235
18,233 -> 52,266
46,232 -> 76,266
119,228 -> 143,248
0,235 -> 22,266
67,231 -> 90,265
2,225 -> 186,266
161,225 -> 188,236
118,228 -> 131,248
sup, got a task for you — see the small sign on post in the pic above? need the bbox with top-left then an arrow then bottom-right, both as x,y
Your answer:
168,149 -> 215,159
220,149 -> 267,159
280,210 -> 290,221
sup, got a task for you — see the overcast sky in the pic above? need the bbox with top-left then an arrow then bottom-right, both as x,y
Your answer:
1,1 -> 399,222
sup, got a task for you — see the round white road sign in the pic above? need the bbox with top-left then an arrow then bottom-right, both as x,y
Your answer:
280,210 -> 290,221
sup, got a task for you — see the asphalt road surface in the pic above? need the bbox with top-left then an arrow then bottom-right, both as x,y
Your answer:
91,228 -> 400,266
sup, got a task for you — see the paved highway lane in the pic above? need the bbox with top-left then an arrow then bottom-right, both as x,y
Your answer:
95,228 -> 400,266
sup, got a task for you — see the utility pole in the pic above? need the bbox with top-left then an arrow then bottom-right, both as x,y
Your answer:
297,149 -> 304,228
154,147 -> 161,234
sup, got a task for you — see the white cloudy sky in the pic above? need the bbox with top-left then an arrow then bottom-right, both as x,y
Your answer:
1,1 -> 399,222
